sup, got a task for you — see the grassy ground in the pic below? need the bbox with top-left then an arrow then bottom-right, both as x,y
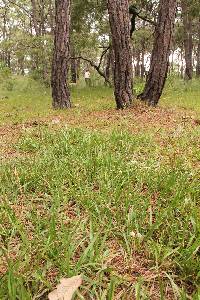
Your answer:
0,76 -> 200,126
0,77 -> 200,299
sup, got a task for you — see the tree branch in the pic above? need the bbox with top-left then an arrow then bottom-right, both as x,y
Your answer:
70,47 -> 112,86
5,0 -> 31,17
138,14 -> 157,26
70,56 -> 111,86
97,45 -> 110,69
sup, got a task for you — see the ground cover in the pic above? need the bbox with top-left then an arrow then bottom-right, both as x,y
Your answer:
0,77 -> 200,299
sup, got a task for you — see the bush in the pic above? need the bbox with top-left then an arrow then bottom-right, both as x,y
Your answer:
0,64 -> 14,91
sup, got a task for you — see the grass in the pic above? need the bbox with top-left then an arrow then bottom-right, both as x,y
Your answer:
162,77 -> 200,112
0,76 -> 200,299
0,76 -> 114,126
0,75 -> 200,126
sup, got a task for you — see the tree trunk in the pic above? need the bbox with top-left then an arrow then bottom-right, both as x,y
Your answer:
107,0 -> 133,109
18,56 -> 25,75
181,0 -> 193,80
110,47 -> 115,84
170,50 -> 175,74
135,50 -> 141,77
70,45 -> 77,83
141,47 -> 145,79
39,0 -> 46,36
48,0 -> 55,34
138,0 -> 176,106
2,5 -> 11,68
31,0 -> 40,36
104,47 -> 112,86
51,0 -> 71,109
76,57 -> 80,80
196,18 -> 200,77
70,59 -> 77,83
180,46 -> 184,78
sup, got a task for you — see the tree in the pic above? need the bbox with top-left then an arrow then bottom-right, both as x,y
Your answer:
181,0 -> 193,80
51,0 -> 71,109
196,17 -> 200,77
107,0 -> 133,109
138,0 -> 177,106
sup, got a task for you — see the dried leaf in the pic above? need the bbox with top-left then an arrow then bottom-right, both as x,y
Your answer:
48,275 -> 82,300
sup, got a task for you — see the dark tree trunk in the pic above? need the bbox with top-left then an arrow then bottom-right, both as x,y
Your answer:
107,0 -> 133,109
31,0 -> 40,36
18,56 -> 25,75
2,6 -> 11,68
135,50 -> 141,77
104,47 -> 112,86
196,18 -> 200,77
6,52 -> 11,69
70,45 -> 77,83
138,0 -> 176,106
180,46 -> 184,78
39,0 -> 46,36
170,50 -> 175,73
110,47 -> 115,84
141,47 -> 145,79
51,0 -> 71,109
76,57 -> 80,80
140,21 -> 146,79
48,0 -> 55,34
70,59 -> 77,83
182,0 -> 193,80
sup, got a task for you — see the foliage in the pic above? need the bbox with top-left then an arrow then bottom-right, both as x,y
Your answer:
0,65 -> 14,91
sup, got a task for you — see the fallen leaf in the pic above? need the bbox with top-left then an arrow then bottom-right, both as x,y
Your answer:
48,275 -> 82,300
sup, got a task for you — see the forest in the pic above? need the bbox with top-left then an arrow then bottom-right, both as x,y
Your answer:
0,0 -> 200,299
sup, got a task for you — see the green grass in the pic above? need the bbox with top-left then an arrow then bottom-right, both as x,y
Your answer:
0,76 -> 200,299
162,77 -> 200,112
0,76 -> 114,126
0,76 -> 200,127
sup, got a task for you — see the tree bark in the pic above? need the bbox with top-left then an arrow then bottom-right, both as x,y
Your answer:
196,18 -> 200,77
181,0 -> 193,80
138,0 -> 176,106
180,46 -> 184,78
141,45 -> 145,79
51,0 -> 71,109
104,47 -> 112,86
135,50 -> 141,77
76,57 -> 80,80
107,0 -> 133,109
2,5 -> 10,68
170,50 -> 175,74
48,0 -> 55,34
31,0 -> 40,36
39,0 -> 46,36
70,45 -> 77,83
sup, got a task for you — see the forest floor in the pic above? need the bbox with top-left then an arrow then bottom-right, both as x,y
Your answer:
0,77 -> 200,299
